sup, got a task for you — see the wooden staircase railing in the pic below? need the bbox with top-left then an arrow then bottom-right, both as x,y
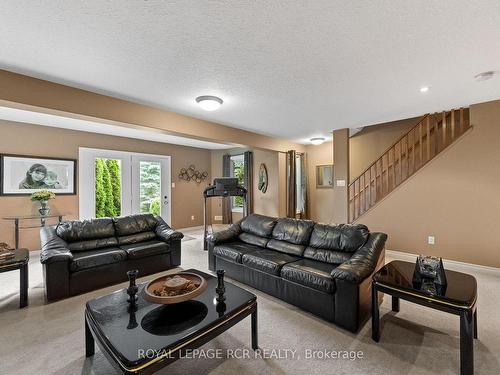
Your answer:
348,108 -> 471,222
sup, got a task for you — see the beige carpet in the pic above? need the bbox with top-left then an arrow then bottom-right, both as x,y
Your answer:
1,226 -> 499,374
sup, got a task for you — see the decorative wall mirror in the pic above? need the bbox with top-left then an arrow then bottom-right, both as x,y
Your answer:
316,165 -> 333,188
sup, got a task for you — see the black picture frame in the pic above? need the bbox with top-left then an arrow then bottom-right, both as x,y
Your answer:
0,153 -> 77,196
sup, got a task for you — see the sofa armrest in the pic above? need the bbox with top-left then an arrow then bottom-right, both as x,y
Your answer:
155,216 -> 184,242
331,232 -> 387,284
40,226 -> 73,264
208,223 -> 242,245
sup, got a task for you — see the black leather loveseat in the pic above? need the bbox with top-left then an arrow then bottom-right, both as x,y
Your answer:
208,214 -> 387,332
40,213 -> 183,301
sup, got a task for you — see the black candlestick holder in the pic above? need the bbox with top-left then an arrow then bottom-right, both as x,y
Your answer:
127,269 -> 139,308
216,269 -> 226,302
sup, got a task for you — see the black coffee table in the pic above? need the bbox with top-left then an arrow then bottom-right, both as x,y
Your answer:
372,260 -> 477,375
85,269 -> 257,374
0,248 -> 29,308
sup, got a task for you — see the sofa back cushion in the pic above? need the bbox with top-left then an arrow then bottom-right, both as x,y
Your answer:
271,218 -> 315,245
238,232 -> 269,248
240,214 -> 277,238
68,237 -> 119,252
56,218 -> 115,243
303,223 -> 369,264
265,218 -> 315,256
113,214 -> 158,236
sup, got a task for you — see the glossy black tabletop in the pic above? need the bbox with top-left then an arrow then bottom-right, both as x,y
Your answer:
0,248 -> 29,270
373,260 -> 477,307
85,269 -> 256,367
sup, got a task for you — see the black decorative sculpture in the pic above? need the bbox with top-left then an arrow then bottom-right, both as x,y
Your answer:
127,270 -> 139,308
216,269 -> 226,302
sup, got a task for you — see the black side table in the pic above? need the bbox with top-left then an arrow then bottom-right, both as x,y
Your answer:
0,249 -> 29,308
372,260 -> 477,375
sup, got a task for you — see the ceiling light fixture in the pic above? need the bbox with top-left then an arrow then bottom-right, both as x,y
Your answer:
420,86 -> 430,93
310,137 -> 325,145
474,71 -> 495,82
195,95 -> 223,111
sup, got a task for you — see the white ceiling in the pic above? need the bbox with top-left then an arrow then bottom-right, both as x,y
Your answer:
1,1 -> 499,144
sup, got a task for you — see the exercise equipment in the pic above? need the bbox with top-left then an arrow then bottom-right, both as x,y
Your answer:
203,177 -> 247,250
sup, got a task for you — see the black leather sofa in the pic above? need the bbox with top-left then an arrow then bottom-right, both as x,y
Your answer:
40,213 -> 183,301
208,214 -> 387,332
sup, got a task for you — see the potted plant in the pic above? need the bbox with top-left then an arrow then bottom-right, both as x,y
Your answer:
31,190 -> 56,216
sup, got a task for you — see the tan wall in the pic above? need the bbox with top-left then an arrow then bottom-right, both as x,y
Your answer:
349,117 -> 420,181
305,141 -> 334,223
0,69 -> 304,153
209,148 -> 282,223
0,120 -> 211,250
356,99 -> 500,268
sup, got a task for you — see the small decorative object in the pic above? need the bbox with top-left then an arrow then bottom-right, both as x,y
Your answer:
30,190 -> 56,216
0,242 -> 15,260
258,163 -> 268,193
178,165 -> 208,184
127,309 -> 138,329
143,272 -> 207,304
412,255 -> 447,294
216,269 -> 226,302
127,269 -> 139,307
0,154 -> 76,195
216,301 -> 227,317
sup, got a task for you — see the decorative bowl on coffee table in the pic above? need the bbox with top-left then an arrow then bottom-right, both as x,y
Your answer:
142,272 -> 207,304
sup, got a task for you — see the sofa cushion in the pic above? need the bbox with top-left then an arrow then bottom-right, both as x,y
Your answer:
118,231 -> 157,245
113,214 -> 158,236
271,218 -> 315,245
266,239 -> 305,257
120,240 -> 170,260
309,223 -> 369,253
56,218 -> 115,243
242,249 -> 300,276
240,214 -> 277,238
238,232 -> 269,248
69,248 -> 126,272
213,242 -> 263,263
303,247 -> 352,265
68,237 -> 118,252
280,259 -> 337,294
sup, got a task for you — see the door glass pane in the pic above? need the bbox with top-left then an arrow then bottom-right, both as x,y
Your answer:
95,158 -> 122,218
139,161 -> 161,215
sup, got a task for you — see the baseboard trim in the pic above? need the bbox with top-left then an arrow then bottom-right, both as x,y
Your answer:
386,249 -> 500,275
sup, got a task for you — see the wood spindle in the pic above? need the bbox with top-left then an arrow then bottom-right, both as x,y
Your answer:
426,115 -> 430,161
451,109 -> 455,140
442,111 -> 447,148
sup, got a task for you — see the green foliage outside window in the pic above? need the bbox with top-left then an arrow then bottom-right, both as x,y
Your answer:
95,158 -> 121,218
106,159 -> 121,216
139,161 -> 161,215
232,160 -> 244,207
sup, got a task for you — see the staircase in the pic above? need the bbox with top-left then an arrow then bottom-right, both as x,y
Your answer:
348,108 -> 471,222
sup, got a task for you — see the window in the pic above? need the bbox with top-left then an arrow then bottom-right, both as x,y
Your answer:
230,154 -> 245,210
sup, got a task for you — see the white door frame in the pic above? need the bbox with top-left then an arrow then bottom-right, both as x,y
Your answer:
78,147 -> 171,224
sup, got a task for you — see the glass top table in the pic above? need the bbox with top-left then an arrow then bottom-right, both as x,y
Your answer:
85,269 -> 257,374
2,212 -> 68,249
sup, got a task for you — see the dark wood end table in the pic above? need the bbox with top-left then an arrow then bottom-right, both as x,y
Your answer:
372,260 -> 477,375
0,248 -> 29,308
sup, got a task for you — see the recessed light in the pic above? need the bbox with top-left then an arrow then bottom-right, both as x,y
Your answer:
310,137 -> 325,145
195,95 -> 223,111
474,71 -> 495,82
420,86 -> 430,93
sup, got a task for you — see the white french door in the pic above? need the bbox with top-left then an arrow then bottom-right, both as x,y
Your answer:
79,148 -> 171,225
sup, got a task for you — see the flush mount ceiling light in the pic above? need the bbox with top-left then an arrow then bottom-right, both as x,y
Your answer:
195,95 -> 223,111
310,137 -> 325,145
474,71 -> 495,82
420,86 -> 430,93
